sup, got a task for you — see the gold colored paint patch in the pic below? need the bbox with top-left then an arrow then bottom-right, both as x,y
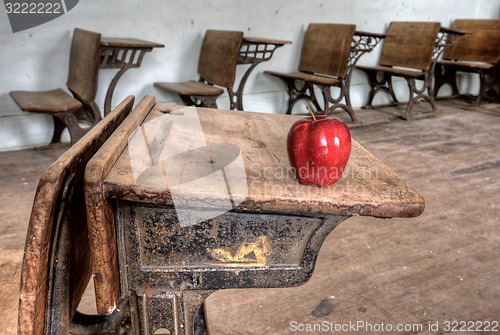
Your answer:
211,236 -> 270,265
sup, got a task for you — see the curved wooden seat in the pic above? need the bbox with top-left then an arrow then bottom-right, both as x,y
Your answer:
155,30 -> 243,109
265,71 -> 341,86
84,95 -> 156,316
10,28 -> 102,145
438,59 -> 495,71
17,96 -> 134,335
9,89 -> 83,113
356,65 -> 426,79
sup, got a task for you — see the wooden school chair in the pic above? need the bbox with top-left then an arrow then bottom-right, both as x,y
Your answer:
154,30 -> 244,109
10,28 -> 102,145
356,21 -> 441,119
434,19 -> 500,103
265,23 -> 358,121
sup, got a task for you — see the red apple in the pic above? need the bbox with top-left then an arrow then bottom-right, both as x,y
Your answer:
287,113 -> 351,187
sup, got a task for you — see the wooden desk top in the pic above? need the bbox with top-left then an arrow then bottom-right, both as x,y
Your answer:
243,36 -> 292,45
103,103 -> 424,219
100,37 -> 164,48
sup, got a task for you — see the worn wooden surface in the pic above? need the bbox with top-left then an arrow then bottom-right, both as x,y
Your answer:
11,27 -> 101,113
99,37 -> 164,49
0,249 -> 23,335
104,103 -> 424,218
17,96 -> 134,335
9,89 -> 82,113
85,95 -> 156,315
266,23 -> 377,121
266,71 -> 341,86
198,30 -> 244,88
266,23 -> 356,84
356,22 -> 442,118
66,28 -> 101,103
357,65 -> 426,79
155,80 -> 224,96
11,28 -> 100,111
242,36 -> 291,45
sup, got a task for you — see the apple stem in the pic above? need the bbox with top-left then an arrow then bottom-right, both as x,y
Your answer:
306,106 -> 316,121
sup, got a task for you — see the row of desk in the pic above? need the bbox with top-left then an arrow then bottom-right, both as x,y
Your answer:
96,31 -> 386,116
97,27 -> 462,118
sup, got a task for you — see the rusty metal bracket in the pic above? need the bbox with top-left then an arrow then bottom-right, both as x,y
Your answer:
70,298 -> 131,335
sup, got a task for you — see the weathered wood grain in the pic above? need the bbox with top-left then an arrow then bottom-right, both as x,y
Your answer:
18,96 -> 134,335
104,104 -> 425,218
85,95 -> 155,315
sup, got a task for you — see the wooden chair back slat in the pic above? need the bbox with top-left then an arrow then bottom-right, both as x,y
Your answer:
198,30 -> 244,88
85,95 -> 156,315
299,23 -> 356,78
379,21 -> 441,71
18,96 -> 134,335
66,28 -> 101,103
443,19 -> 500,64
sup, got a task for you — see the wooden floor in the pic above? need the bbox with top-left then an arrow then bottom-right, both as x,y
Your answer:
1,99 -> 499,334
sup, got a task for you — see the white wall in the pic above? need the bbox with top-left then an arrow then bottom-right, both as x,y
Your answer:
0,0 -> 498,151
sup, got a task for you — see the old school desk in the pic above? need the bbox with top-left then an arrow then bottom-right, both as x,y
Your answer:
235,36 -> 291,110
85,95 -> 424,334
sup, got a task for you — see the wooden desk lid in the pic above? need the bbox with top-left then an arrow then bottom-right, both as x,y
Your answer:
103,103 -> 424,219
243,36 -> 292,45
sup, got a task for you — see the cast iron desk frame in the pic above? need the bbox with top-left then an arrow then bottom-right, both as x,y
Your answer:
90,99 -> 424,334
231,36 -> 292,110
430,27 -> 467,94
420,27 -> 465,115
99,37 -> 164,115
